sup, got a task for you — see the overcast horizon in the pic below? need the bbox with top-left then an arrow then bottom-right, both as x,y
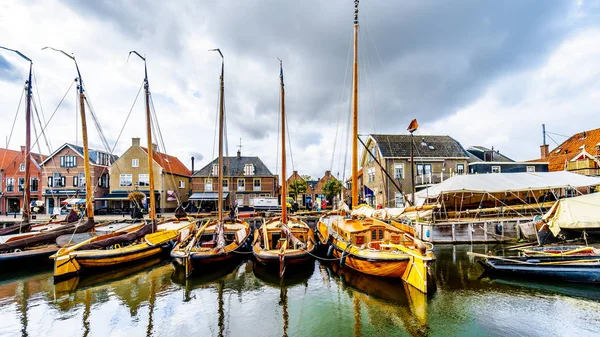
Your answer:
2,0 -> 600,180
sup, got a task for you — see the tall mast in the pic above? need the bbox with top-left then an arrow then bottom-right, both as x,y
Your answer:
43,47 -> 94,219
279,59 -> 287,224
211,49 -> 225,223
351,0 -> 360,208
129,51 -> 156,223
0,47 -> 33,222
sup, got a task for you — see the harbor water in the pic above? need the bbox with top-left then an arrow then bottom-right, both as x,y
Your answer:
1,245 -> 599,337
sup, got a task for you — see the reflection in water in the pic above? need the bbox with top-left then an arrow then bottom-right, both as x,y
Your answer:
0,248 -> 599,337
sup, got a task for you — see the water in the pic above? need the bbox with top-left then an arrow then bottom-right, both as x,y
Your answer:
1,245 -> 599,337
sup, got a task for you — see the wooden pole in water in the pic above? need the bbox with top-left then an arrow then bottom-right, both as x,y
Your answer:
351,0 -> 360,209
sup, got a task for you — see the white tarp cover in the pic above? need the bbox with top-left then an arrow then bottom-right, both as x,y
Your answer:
414,171 -> 600,205
544,193 -> 600,236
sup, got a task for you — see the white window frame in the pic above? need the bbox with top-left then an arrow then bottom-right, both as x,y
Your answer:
456,164 -> 464,175
18,177 -> 25,192
367,167 -> 375,183
19,163 -> 25,172
222,179 -> 229,192
205,178 -> 213,192
212,164 -> 219,176
237,195 -> 244,206
244,164 -> 254,176
393,163 -> 404,179
132,158 -> 139,168
526,166 -> 535,173
78,172 -> 85,187
138,174 -> 150,187
53,172 -> 62,187
119,174 -> 133,187
61,155 -> 77,168
179,180 -> 185,189
394,192 -> 405,208
253,178 -> 261,191
491,166 -> 501,173
237,179 -> 246,191
30,177 -> 39,192
6,178 -> 14,192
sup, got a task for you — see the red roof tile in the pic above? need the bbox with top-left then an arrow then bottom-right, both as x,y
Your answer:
141,147 -> 191,177
530,128 -> 600,171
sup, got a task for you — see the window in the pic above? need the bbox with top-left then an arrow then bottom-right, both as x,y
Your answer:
371,229 -> 383,241
244,164 -> 254,176
394,192 -> 405,208
97,152 -> 111,166
526,166 -> 535,173
72,172 -> 85,187
394,163 -> 404,179
367,167 -> 375,183
19,163 -> 25,172
6,178 -> 14,192
417,164 -> 432,176
120,174 -> 132,187
132,159 -> 139,167
212,164 -> 219,176
253,178 -> 261,191
205,178 -> 213,192
138,174 -> 149,187
18,177 -> 25,192
237,195 -> 244,206
367,148 -> 376,163
456,164 -> 464,175
222,179 -> 229,191
237,179 -> 246,191
179,180 -> 185,189
60,155 -> 77,168
51,172 -> 63,187
491,166 -> 501,173
30,178 -> 39,192
99,174 -> 109,188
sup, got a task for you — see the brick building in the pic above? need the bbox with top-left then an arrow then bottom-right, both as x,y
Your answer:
0,147 -> 45,215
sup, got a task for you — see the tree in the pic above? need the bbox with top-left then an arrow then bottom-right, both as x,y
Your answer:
300,175 -> 312,181
322,178 -> 342,204
288,179 -> 307,200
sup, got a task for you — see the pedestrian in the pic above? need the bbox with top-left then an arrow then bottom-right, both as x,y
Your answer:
321,199 -> 327,211
292,201 -> 299,213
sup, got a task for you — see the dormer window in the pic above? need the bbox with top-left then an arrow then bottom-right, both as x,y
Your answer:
19,163 -> 25,172
244,164 -> 255,176
212,164 -> 219,176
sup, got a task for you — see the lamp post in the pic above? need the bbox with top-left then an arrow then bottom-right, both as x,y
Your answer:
407,119 -> 419,206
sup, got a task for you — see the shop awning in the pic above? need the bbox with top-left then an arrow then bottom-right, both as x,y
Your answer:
61,198 -> 86,205
96,190 -> 160,201
189,192 -> 229,201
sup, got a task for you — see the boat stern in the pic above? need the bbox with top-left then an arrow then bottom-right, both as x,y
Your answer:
54,253 -> 81,281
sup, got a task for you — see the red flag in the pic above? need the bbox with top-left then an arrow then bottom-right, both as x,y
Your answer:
407,119 -> 419,133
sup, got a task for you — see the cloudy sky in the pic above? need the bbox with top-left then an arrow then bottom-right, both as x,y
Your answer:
1,0 -> 600,181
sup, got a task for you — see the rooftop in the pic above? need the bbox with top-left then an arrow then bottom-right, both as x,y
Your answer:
369,134 -> 469,159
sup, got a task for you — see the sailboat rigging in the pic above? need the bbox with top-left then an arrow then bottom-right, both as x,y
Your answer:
316,0 -> 435,293
171,49 -> 251,277
252,60 -> 315,278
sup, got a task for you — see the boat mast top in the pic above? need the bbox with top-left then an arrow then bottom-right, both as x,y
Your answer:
43,47 -> 94,220
351,0 -> 360,208
129,51 -> 157,223
0,47 -> 32,222
279,59 -> 287,224
211,48 -> 225,223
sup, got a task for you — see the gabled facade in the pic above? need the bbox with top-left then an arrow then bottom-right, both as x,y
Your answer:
40,143 -> 115,214
467,145 -> 548,174
360,134 -> 469,207
103,138 -> 191,213
191,150 -> 277,211
0,147 -> 45,215
286,170 -> 344,209
531,128 -> 600,176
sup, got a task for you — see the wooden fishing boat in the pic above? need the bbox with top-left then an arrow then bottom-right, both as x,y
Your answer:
520,245 -> 600,257
50,51 -> 192,281
316,1 -> 435,293
171,49 -> 251,277
251,61 -> 315,277
469,252 -> 600,283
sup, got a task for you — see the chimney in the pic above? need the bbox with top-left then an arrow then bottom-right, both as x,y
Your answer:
20,146 -> 26,154
237,149 -> 241,158
325,170 -> 331,177
191,156 -> 195,174
151,143 -> 158,152
540,124 -> 549,159
132,137 -> 140,147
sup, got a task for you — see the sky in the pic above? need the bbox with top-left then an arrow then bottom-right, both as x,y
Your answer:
1,0 -> 600,181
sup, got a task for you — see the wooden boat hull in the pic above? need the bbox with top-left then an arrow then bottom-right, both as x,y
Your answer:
53,229 -> 179,281
0,245 -> 59,268
253,246 -> 313,266
478,257 -> 600,283
330,244 -> 409,278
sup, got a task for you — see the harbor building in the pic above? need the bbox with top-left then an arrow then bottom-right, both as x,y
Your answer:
467,146 -> 548,174
0,147 -> 45,215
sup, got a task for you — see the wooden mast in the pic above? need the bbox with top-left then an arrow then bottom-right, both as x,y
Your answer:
351,0 -> 360,209
129,51 -> 156,225
0,47 -> 33,223
42,47 -> 94,220
280,59 -> 287,224
212,49 -> 225,224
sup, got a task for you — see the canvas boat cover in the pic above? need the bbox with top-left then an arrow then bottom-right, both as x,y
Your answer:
543,193 -> 600,236
414,171 -> 600,205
